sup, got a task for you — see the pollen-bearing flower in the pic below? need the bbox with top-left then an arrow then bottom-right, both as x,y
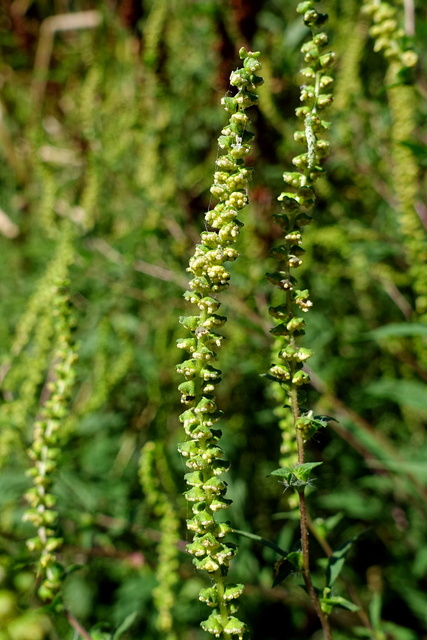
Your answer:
177,48 -> 262,639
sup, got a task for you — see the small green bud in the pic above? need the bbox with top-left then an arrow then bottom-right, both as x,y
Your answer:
38,583 -> 55,601
211,459 -> 231,475
203,476 -> 227,494
179,315 -> 201,332
224,583 -> 245,600
201,613 -> 223,637
295,347 -> 313,362
314,32 -> 329,47
287,317 -> 305,332
297,1 -> 313,14
193,346 -> 215,361
176,359 -> 198,378
319,52 -> 336,69
190,510 -> 215,528
178,380 -> 196,402
317,93 -> 333,109
178,440 -> 199,458
194,556 -> 221,573
210,496 -> 232,511
224,617 -> 246,638
269,364 -> 290,382
292,370 -> 310,386
184,487 -> 207,503
199,586 -> 219,606
187,541 -> 207,557
184,471 -> 204,486
283,172 -> 305,188
195,396 -> 217,414
278,192 -> 300,210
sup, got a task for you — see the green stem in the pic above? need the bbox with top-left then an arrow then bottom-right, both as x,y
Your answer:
293,387 -> 332,638
214,570 -> 232,640
298,489 -> 333,640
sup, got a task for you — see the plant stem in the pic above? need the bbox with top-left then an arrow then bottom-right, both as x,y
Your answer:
298,488 -> 333,640
295,409 -> 333,639
214,570 -> 232,640
65,609 -> 94,640
306,513 -> 376,636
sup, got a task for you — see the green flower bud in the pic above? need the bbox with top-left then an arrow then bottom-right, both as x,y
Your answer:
286,317 -> 305,332
211,459 -> 231,475
201,613 -> 223,637
292,370 -> 311,386
283,172 -> 305,188
186,541 -> 207,557
177,440 -> 199,458
199,586 -> 219,606
176,359 -> 199,378
210,496 -> 232,511
195,396 -> 217,414
224,583 -> 245,600
178,380 -> 196,402
297,1 -> 313,14
319,52 -> 336,69
224,617 -> 246,638
184,487 -> 207,503
203,476 -> 227,494
184,471 -> 204,486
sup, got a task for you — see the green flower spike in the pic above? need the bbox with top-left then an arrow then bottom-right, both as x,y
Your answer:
268,4 -> 335,638
268,1 -> 335,459
177,48 -> 262,639
23,281 -> 77,601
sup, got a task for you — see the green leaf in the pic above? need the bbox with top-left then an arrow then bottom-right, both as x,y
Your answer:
270,462 -> 323,480
270,462 -> 323,489
233,529 -> 287,557
381,621 -> 419,640
112,612 -> 138,640
272,551 -> 303,586
369,591 -> 382,631
367,322 -> 427,339
326,532 -> 362,588
365,379 -> 427,413
321,595 -> 360,613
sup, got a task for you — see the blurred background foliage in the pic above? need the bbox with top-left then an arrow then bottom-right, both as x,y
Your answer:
0,0 -> 426,638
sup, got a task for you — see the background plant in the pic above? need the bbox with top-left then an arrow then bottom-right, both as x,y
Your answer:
0,1 -> 426,639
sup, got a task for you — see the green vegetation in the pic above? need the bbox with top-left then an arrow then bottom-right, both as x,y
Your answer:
0,1 -> 426,639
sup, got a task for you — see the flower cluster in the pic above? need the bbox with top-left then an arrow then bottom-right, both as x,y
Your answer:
362,0 -> 418,69
23,281 -> 77,601
267,2 -> 334,446
139,442 -> 180,640
177,48 -> 262,639
363,1 -> 427,325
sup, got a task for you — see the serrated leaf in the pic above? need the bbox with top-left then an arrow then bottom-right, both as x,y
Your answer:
270,462 -> 323,490
270,462 -> 323,480
295,461 -> 323,481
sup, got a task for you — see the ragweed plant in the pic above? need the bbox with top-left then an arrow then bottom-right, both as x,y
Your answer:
23,279 -> 77,601
362,1 -> 426,320
0,228 -> 74,465
176,48 -> 262,640
139,441 -> 180,640
267,2 -> 335,637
